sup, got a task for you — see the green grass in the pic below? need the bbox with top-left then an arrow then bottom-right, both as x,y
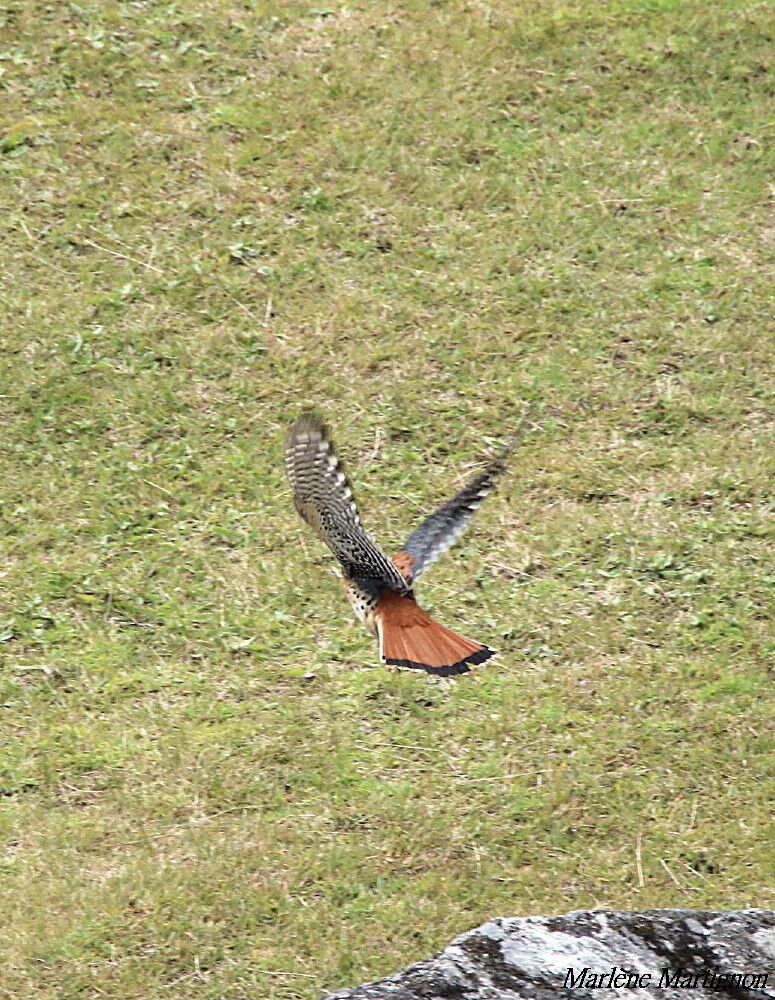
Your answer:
1,0 -> 773,996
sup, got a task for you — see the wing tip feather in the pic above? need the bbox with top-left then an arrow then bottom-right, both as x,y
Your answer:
286,411 -> 328,448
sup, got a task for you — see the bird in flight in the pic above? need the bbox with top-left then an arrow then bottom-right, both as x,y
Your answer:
285,414 -> 511,676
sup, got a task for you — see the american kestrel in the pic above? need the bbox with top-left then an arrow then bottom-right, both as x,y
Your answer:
285,414 -> 510,676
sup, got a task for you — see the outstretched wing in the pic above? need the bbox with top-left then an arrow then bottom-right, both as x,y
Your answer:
400,449 -> 510,581
285,414 -> 410,593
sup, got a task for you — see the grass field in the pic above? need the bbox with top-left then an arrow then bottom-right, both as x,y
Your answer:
1,0 -> 773,996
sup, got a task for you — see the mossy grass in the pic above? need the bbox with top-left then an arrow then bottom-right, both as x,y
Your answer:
1,1 -> 772,996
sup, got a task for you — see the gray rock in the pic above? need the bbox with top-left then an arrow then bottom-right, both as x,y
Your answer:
324,909 -> 774,999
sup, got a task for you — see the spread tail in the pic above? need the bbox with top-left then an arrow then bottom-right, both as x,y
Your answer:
375,591 -> 494,677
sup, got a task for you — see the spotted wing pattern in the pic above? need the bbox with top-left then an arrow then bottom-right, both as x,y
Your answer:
400,450 -> 509,581
285,414 -> 410,594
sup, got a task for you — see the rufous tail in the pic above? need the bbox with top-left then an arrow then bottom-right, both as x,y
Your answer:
375,590 -> 494,677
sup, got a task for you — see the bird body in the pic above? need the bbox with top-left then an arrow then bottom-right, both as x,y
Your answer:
285,414 -> 510,676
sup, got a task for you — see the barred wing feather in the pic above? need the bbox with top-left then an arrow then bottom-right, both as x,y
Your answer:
401,451 -> 509,580
285,415 -> 410,594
